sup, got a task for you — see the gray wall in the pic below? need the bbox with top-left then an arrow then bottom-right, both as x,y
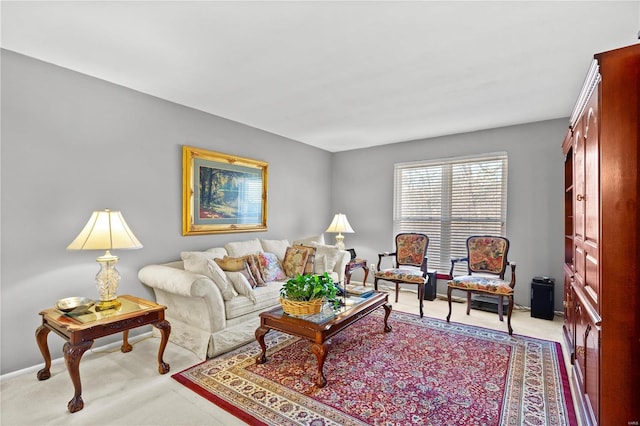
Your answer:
330,119 -> 567,314
0,50 -> 334,374
1,49 -> 567,374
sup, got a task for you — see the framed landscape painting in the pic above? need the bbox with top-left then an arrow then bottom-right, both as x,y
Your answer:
182,145 -> 268,235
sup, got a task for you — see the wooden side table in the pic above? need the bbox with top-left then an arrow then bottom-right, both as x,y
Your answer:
344,258 -> 369,286
35,294 -> 171,413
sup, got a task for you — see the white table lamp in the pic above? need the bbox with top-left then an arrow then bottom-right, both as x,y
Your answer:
325,213 -> 354,250
67,209 -> 143,311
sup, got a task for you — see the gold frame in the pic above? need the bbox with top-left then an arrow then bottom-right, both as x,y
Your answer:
182,145 -> 268,235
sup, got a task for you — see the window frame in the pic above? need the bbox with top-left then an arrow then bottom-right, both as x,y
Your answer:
393,152 -> 508,277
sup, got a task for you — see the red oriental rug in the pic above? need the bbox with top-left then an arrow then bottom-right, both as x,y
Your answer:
173,310 -> 577,425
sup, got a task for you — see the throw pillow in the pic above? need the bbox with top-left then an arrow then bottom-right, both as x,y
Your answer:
214,255 -> 246,272
244,254 -> 266,287
215,256 -> 258,288
310,243 -> 342,272
282,246 -> 309,278
314,254 -> 328,275
259,239 -> 290,260
181,251 -> 235,300
258,252 -> 286,282
224,239 -> 263,257
294,244 -> 317,275
225,271 -> 257,303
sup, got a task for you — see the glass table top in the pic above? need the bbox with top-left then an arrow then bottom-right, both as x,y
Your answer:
276,296 -> 371,324
52,296 -> 157,324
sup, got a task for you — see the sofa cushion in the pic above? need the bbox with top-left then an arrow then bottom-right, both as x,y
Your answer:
205,247 -> 228,259
225,239 -> 263,257
282,246 -> 309,277
293,234 -> 325,246
225,282 -> 284,320
259,239 -> 290,260
310,243 -> 342,271
258,252 -> 286,282
180,251 -> 235,300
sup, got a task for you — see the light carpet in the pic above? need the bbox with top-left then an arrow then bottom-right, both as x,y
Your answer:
173,310 -> 576,425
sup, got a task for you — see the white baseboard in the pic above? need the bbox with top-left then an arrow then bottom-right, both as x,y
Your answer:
1,331 -> 153,380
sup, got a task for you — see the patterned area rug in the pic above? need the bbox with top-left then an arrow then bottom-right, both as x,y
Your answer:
173,310 -> 576,425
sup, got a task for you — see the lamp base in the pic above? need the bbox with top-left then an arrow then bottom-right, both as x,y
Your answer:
95,299 -> 122,311
334,233 -> 346,251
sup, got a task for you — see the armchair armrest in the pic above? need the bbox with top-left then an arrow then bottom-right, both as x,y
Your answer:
377,251 -> 397,271
449,257 -> 469,278
508,261 -> 517,288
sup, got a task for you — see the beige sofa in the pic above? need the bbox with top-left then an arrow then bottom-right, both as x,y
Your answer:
138,236 -> 349,359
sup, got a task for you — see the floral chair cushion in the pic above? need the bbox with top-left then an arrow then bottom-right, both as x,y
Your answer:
374,268 -> 426,284
396,234 -> 429,266
448,275 -> 513,295
467,236 -> 509,275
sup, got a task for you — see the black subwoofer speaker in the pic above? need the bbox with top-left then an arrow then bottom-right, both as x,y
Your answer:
531,277 -> 555,320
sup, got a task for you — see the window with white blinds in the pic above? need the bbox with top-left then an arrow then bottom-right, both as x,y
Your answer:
394,152 -> 508,276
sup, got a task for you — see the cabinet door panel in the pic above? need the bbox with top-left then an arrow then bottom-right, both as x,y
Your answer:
573,127 -> 585,240
585,320 -> 600,425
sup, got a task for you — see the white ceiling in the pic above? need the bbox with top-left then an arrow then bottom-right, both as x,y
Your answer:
2,1 -> 639,152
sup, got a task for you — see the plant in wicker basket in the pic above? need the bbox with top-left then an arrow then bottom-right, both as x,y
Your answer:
280,272 -> 341,315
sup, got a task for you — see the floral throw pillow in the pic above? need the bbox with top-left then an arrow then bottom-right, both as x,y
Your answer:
282,246 -> 309,278
258,252 -> 286,282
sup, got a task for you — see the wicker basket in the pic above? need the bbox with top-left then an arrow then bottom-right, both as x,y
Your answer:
280,297 -> 324,316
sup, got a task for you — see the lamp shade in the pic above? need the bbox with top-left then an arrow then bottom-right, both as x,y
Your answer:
67,209 -> 143,251
325,213 -> 354,234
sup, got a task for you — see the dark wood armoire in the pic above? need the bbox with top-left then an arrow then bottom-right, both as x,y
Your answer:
562,43 -> 639,426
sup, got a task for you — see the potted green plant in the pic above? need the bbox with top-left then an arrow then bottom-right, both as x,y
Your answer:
280,272 -> 341,315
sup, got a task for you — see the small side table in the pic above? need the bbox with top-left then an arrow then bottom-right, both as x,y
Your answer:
345,258 -> 369,286
35,294 -> 171,413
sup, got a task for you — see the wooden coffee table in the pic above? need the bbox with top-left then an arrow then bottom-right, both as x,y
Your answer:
35,294 -> 171,413
255,292 -> 392,387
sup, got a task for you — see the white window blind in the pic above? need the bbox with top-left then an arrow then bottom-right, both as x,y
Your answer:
394,152 -> 508,276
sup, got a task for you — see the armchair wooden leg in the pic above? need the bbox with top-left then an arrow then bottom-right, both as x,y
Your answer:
418,282 -> 424,318
446,287 -> 453,322
497,295 -> 504,322
507,295 -> 514,335
466,292 -> 472,315
395,283 -> 400,303
374,278 -> 379,291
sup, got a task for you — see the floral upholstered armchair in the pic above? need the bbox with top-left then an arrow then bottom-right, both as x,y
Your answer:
374,233 -> 429,317
446,236 -> 516,334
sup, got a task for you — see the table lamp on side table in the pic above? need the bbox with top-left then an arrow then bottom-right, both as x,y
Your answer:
325,213 -> 354,251
67,209 -> 143,311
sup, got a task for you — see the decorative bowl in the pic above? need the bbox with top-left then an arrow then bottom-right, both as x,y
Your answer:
56,297 -> 95,314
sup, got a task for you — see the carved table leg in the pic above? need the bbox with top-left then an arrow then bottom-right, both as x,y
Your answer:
121,329 -> 133,353
63,340 -> 93,413
311,342 -> 328,388
154,320 -> 171,374
35,325 -> 52,381
446,287 -> 453,322
383,303 -> 393,332
255,326 -> 270,364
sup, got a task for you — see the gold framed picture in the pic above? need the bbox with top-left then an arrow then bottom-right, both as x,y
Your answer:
182,145 -> 268,235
